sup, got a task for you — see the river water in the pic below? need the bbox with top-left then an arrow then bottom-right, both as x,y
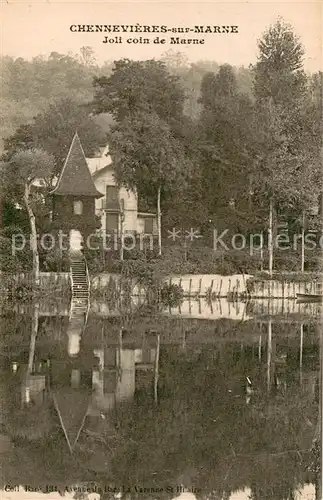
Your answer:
0,297 -> 321,500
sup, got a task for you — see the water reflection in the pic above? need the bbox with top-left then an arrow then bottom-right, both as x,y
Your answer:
9,297 -> 322,322
0,298 -> 321,499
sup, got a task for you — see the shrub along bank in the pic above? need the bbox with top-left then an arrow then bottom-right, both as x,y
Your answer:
85,245 -> 322,277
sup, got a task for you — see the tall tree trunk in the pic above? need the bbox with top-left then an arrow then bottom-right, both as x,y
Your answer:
24,184 -> 39,285
268,197 -> 274,277
157,185 -> 162,256
120,211 -> 124,262
267,319 -> 272,393
301,210 -> 305,273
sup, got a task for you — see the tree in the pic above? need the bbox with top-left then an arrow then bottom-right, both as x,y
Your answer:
92,58 -> 191,250
1,149 -> 55,284
198,65 -> 256,225
254,18 -> 306,105
79,46 -> 97,67
109,112 -> 191,256
252,19 -> 320,274
3,98 -> 107,175
0,51 -> 101,152
92,58 -> 185,131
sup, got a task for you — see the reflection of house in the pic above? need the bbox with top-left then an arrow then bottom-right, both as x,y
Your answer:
87,144 -> 157,237
22,374 -> 47,406
43,329 -> 158,449
89,341 -> 157,416
49,349 -> 98,453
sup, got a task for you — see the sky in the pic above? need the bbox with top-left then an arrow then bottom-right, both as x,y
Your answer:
1,1 -> 322,72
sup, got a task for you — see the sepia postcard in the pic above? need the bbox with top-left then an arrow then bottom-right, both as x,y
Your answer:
0,1 -> 322,499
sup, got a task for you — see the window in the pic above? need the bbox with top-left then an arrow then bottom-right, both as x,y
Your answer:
73,200 -> 83,215
106,185 -> 119,209
144,217 -> 154,234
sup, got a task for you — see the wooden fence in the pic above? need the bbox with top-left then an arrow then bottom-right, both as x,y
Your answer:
251,279 -> 320,298
92,273 -> 319,299
2,271 -> 319,300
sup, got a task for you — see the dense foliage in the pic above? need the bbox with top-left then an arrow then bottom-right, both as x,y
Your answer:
1,20 -> 322,275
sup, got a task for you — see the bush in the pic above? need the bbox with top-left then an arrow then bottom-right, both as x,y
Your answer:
0,235 -> 31,273
160,282 -> 184,307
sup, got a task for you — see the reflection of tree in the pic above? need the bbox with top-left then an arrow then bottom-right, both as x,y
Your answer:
27,302 -> 39,373
0,317 -> 319,498
96,345 -> 317,499
0,424 -> 92,492
6,401 -> 54,441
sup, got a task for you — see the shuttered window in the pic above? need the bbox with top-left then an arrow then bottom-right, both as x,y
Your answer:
144,218 -> 154,234
106,213 -> 119,233
106,185 -> 119,209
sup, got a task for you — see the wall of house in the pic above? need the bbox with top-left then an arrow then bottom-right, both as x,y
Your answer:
93,168 -> 138,233
52,195 -> 96,231
116,349 -> 136,402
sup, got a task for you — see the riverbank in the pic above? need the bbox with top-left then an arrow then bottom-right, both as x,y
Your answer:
1,270 -> 321,300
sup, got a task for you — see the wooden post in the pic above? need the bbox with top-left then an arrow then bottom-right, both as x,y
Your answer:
258,334 -> 262,362
219,279 -> 223,298
198,278 -> 202,296
120,219 -> 124,262
189,278 -> 192,297
157,185 -> 162,256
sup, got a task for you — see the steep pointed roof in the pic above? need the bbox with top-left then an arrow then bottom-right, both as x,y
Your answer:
50,132 -> 103,198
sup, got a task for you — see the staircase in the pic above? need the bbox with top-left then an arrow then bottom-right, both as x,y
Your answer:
70,258 -> 90,300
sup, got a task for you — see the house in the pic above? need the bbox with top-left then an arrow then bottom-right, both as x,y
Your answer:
47,132 -> 157,246
49,132 -> 104,248
87,144 -> 157,237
